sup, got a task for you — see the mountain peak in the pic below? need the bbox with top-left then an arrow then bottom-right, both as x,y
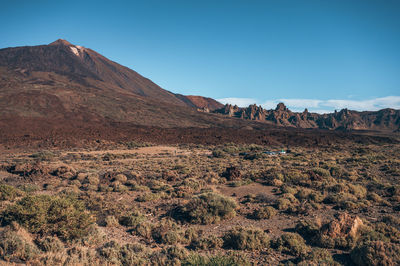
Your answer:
49,39 -> 73,46
275,102 -> 288,111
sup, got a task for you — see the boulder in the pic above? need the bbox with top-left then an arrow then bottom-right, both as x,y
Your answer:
321,213 -> 363,239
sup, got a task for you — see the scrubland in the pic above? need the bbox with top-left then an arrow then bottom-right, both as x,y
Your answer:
0,142 -> 399,265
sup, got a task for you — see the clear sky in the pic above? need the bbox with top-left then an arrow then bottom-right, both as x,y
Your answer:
1,0 -> 399,113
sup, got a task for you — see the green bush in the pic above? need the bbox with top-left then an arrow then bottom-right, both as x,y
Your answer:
183,253 -> 250,266
177,192 -> 237,224
136,192 -> 161,202
36,236 -> 64,252
223,227 -> 270,251
119,210 -> 146,227
152,219 -> 183,245
299,248 -> 338,265
272,232 -> 310,257
2,194 -> 94,241
133,222 -> 153,240
295,219 -> 321,240
0,184 -> 24,201
351,241 -> 400,266
251,206 -> 277,220
275,193 -> 300,211
191,235 -> 224,250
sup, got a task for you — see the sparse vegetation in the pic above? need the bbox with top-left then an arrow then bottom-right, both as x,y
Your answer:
0,142 -> 398,264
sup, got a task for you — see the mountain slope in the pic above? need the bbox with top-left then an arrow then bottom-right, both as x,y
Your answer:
0,39 -> 226,127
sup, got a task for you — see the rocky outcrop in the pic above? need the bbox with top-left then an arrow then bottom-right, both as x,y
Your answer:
213,102 -> 400,131
321,213 -> 363,239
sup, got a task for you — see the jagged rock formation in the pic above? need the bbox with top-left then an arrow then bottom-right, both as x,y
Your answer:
214,103 -> 400,131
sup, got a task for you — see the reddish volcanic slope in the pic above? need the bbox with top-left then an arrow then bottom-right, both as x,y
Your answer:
175,95 -> 224,111
0,39 -> 226,127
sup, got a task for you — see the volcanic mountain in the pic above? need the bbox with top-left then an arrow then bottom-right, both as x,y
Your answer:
0,39 -> 224,127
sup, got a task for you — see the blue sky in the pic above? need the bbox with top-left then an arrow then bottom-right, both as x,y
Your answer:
1,0 -> 399,113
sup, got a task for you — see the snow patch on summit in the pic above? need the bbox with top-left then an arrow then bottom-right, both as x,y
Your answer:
70,46 -> 79,56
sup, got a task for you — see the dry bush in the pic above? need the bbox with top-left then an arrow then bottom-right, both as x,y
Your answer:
251,206 -> 277,220
183,252 -> 250,266
98,241 -> 148,265
36,236 -> 64,252
191,235 -> 224,250
0,225 -> 40,262
223,227 -> 270,251
151,219 -> 183,245
176,192 -> 237,224
119,210 -> 145,227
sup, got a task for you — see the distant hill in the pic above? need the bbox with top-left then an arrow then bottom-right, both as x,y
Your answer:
213,103 -> 400,131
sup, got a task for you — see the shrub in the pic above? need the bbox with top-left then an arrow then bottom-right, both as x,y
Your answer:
295,188 -> 324,203
184,227 -> 200,244
136,192 -> 161,202
223,227 -> 270,251
350,241 -> 400,266
0,184 -> 24,201
312,168 -> 331,178
152,219 -> 182,245
65,245 -> 99,265
275,193 -> 300,211
0,226 -> 40,262
17,184 -> 40,193
105,215 -> 119,227
119,210 -> 145,227
299,248 -> 338,265
191,235 -> 224,250
52,165 -> 76,179
133,222 -> 153,240
177,192 -> 237,224
78,224 -> 106,246
29,151 -> 56,161
212,149 -> 226,158
272,232 -> 310,257
295,219 -> 321,240
183,253 -> 250,266
36,236 -> 64,252
99,241 -> 148,265
2,194 -> 94,241
148,245 -> 189,265
251,206 -> 277,220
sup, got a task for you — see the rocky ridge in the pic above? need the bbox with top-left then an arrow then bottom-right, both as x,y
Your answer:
213,103 -> 400,131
